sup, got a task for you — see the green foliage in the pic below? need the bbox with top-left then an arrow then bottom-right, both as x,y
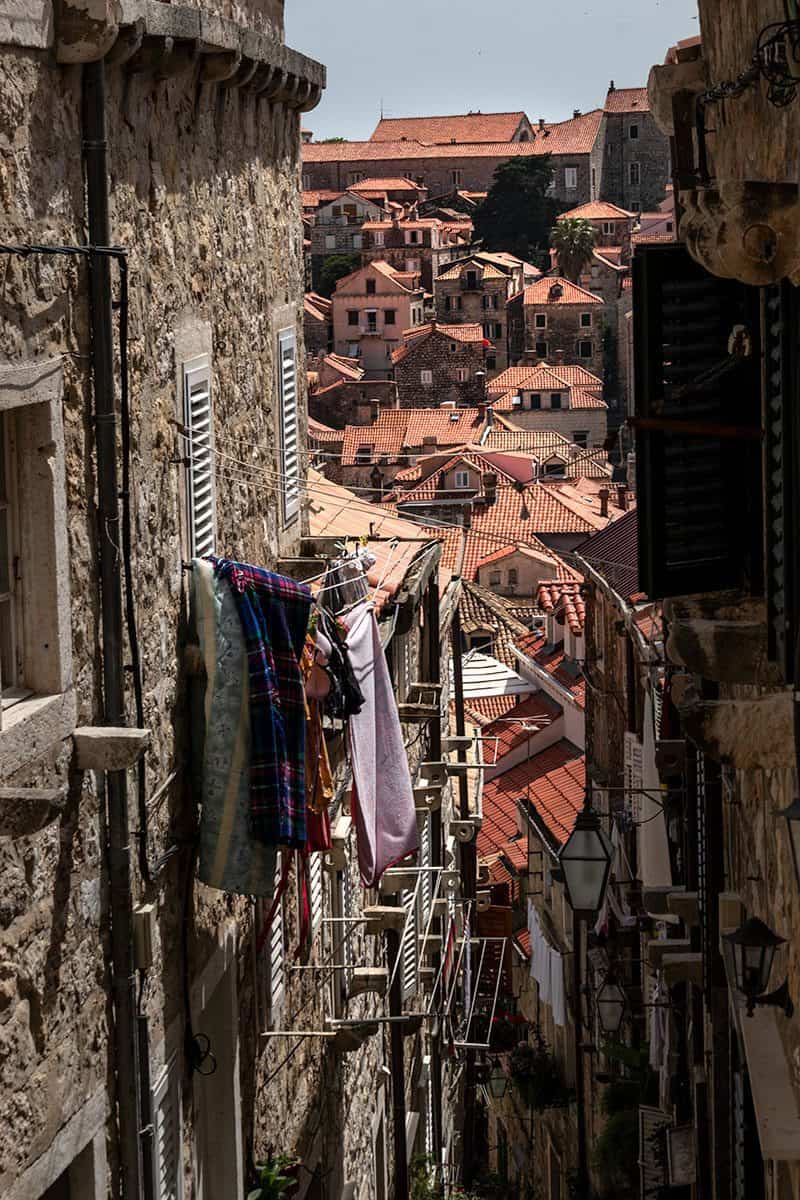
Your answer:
247,1155 -> 298,1200
410,1155 -> 441,1200
508,1029 -> 573,1111
318,136 -> 348,143
592,1109 -> 640,1198
319,253 -> 361,297
549,218 -> 597,281
474,157 -> 560,262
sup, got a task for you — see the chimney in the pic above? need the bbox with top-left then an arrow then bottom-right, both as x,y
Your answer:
599,487 -> 610,518
554,349 -> 565,365
422,435 -> 437,449
482,472 -> 498,506
484,403 -> 494,428
617,484 -> 628,511
609,80 -> 615,92
573,108 -> 581,118
627,450 -> 636,491
538,117 -> 545,131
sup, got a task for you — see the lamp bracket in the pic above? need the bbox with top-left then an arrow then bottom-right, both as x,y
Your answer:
751,977 -> 794,1019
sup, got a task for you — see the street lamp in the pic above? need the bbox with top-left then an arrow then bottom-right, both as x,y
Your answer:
487,1063 -> 509,1101
596,975 -> 627,1035
778,797 -> 800,891
722,917 -> 794,1018
558,798 -> 614,917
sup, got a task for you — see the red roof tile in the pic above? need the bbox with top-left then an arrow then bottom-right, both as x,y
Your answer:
523,277 -> 605,306
514,632 -> 586,709
480,741 -> 585,857
558,201 -> 634,221
308,417 -> 342,444
340,409 -> 486,464
573,507 -> 640,600
350,176 -> 425,191
604,86 -> 650,114
482,692 -> 562,761
487,363 -> 602,398
536,580 -> 586,635
369,112 -> 530,145
631,231 -> 678,245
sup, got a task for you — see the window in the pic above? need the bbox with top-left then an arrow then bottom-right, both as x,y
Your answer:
565,167 -> 578,190
366,278 -> 376,295
573,430 -> 589,448
550,392 -> 562,409
454,469 -> 471,489
486,352 -> 496,370
530,393 -> 542,409
374,230 -> 385,247
406,230 -> 420,245
629,122 -> 639,140
406,258 -> 420,273
465,270 -> 478,289
347,310 -> 359,326
468,631 -> 493,651
629,162 -> 641,186
364,310 -> 378,333
351,234 -> 362,250
535,341 -> 548,358
456,295 -> 463,311
444,296 -> 452,313
277,329 -> 300,524
488,570 -> 501,588
580,312 -> 592,328
302,174 -> 311,190
347,171 -> 365,186
493,322 -> 503,339
152,1055 -> 184,1200
456,368 -> 469,383
325,235 -> 336,250
507,568 -> 518,588
602,221 -> 613,235
534,313 -> 547,329
482,295 -> 489,310
356,444 -> 373,464
420,370 -> 433,386
347,342 -> 360,358
451,169 -> 463,187
491,294 -> 499,310
384,309 -> 396,325
183,355 -> 216,557
578,339 -> 593,359
591,166 -> 596,194
666,220 -> 674,233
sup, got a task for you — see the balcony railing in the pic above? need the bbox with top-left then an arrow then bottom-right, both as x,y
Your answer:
360,324 -> 381,336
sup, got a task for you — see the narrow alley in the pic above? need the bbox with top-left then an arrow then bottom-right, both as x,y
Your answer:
1,3 -> 799,1200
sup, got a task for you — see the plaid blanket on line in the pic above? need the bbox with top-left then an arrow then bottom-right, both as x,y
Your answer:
213,558 -> 312,848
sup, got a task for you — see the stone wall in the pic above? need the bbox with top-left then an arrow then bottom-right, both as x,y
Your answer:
0,11 -> 321,1194
506,405 -> 608,448
520,303 -> 604,379
394,330 -> 486,407
600,111 -> 670,213
309,379 -> 399,428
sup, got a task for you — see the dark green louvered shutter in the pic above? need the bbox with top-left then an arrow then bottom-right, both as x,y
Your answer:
633,244 -> 762,599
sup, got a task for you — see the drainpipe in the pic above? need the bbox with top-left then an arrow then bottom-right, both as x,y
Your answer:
387,927 -> 410,1200
573,912 -> 589,1199
425,578 -> 444,1171
83,58 -> 145,1200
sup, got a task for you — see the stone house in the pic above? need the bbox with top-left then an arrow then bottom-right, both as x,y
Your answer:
360,216 -> 473,291
301,109 -> 607,206
595,83 -> 670,212
368,111 -> 537,145
507,278 -> 606,378
331,261 -> 426,379
304,292 -> 332,357
308,190 -> 386,288
434,254 -> 528,375
556,200 -> 636,262
0,2 -> 327,1197
392,321 -> 487,407
336,405 -> 487,492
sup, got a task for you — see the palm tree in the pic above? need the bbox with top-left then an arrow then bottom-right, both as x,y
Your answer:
549,218 -> 597,282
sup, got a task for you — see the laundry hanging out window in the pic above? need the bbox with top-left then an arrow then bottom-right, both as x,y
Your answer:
183,355 -> 216,559
278,328 -> 300,525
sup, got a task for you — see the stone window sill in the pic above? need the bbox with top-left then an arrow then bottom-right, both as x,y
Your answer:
0,690 -> 77,779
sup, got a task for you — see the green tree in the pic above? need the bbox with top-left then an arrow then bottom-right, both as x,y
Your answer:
473,157 -> 559,262
549,217 -> 596,281
319,253 -> 361,297
318,136 -> 348,143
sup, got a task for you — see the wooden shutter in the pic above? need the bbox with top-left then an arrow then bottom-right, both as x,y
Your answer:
269,857 -> 285,1022
624,731 -> 644,823
401,888 -> 418,1000
633,244 -> 762,598
182,356 -> 215,558
152,1055 -> 183,1200
278,328 -> 300,524
639,1105 -> 671,1198
763,281 -> 800,681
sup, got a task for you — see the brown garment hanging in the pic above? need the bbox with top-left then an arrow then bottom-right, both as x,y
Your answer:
301,635 -> 334,814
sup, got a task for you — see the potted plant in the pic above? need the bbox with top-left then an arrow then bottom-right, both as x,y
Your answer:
508,1029 -> 573,1110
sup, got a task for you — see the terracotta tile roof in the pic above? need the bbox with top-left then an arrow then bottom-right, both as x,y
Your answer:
400,320 -> 484,346
308,417 -> 342,444
604,86 -> 650,114
461,693 -> 530,726
558,201 -> 635,221
487,363 -> 602,398
631,231 -> 678,245
460,580 -> 534,670
514,631 -> 586,709
482,692 -> 562,760
622,275 -> 633,291
480,741 -> 584,858
523,277 -> 605,306
307,471 -> 448,608
570,388 -> 609,411
515,927 -> 532,957
340,409 -> 486,464
395,449 -> 532,500
302,112 -> 603,164
482,429 -> 612,478
369,112 -> 530,145
436,261 -> 507,281
304,292 -> 332,322
536,580 -> 586,635
573,507 -> 640,600
322,353 -> 364,381
350,176 -> 424,191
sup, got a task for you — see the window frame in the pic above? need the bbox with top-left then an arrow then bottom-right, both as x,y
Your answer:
629,161 -> 641,186
578,339 -> 593,359
420,369 -> 433,386
384,309 -> 397,326
453,469 -> 471,489
629,122 -> 639,140
564,166 -> 578,190
550,392 -> 563,410
580,312 -> 593,328
366,277 -> 377,296
535,341 -> 548,359
152,1053 -> 184,1200
347,309 -> 359,326
534,313 -> 547,329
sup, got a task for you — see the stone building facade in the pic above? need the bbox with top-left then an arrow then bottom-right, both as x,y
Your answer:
434,254 -> 526,375
597,84 -> 671,212
508,279 -> 605,378
331,261 -> 425,378
309,190 -> 385,289
360,217 -> 472,292
392,322 -> 487,407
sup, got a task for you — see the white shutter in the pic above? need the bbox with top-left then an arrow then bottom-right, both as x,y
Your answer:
342,866 -> 354,994
278,328 -> 300,524
420,818 -> 432,922
639,1106 -> 671,1198
152,1054 -> 183,1200
270,857 -> 285,1023
624,731 -> 644,824
309,852 -> 323,938
401,889 -> 418,1000
182,356 -> 215,559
